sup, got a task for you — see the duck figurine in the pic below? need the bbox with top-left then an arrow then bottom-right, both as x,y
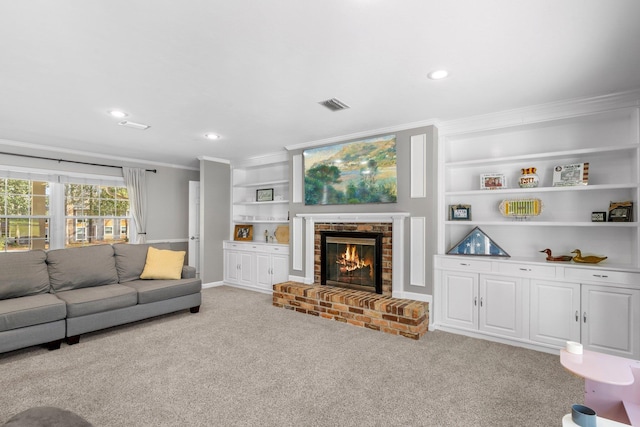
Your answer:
539,249 -> 572,262
571,249 -> 608,264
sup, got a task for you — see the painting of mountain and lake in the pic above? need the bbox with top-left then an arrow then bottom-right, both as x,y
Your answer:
303,135 -> 397,205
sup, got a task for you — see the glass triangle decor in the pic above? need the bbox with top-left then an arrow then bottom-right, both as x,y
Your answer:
447,227 -> 510,257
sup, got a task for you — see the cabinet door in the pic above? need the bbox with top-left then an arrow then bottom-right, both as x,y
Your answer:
479,275 -> 523,338
225,250 -> 240,283
238,252 -> 254,286
530,280 -> 580,347
441,271 -> 478,330
581,284 -> 640,359
271,253 -> 289,285
255,253 -> 272,290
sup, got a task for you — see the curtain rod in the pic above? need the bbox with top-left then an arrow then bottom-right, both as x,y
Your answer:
0,151 -> 157,173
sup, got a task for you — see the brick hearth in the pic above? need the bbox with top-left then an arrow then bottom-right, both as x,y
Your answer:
273,282 -> 429,340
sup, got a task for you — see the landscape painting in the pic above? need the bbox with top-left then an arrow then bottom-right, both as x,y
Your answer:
303,135 -> 397,205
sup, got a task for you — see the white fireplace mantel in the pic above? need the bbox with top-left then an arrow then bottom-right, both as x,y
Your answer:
296,212 -> 410,299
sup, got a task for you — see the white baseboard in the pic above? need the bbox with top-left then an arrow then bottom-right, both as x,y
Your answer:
287,275 -> 308,284
223,282 -> 273,295
202,281 -> 224,289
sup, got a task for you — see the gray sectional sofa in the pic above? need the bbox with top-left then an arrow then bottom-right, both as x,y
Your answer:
0,243 -> 201,354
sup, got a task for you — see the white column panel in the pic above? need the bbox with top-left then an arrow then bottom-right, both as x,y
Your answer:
410,216 -> 426,287
293,216 -> 303,271
292,154 -> 302,204
410,134 -> 426,198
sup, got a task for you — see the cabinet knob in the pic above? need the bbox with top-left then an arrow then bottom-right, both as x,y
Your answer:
480,297 -> 483,307
474,297 -> 477,306
575,311 -> 579,322
583,312 -> 587,323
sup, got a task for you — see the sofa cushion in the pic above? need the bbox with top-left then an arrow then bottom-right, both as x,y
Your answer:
140,247 -> 186,280
0,294 -> 66,332
113,243 -> 171,283
47,245 -> 119,292
0,250 -> 50,300
123,278 -> 202,304
55,284 -> 137,318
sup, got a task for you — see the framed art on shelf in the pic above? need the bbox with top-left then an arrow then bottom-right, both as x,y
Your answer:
608,201 -> 633,222
234,224 -> 253,241
480,173 -> 506,190
552,162 -> 589,187
449,204 -> 471,221
256,188 -> 274,202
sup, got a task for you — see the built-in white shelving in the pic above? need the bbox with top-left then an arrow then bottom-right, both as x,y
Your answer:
231,154 -> 290,241
438,100 -> 640,268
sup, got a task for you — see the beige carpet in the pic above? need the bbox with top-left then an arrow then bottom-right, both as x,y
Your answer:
0,286 -> 583,426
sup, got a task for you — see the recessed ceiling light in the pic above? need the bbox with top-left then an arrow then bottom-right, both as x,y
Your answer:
108,110 -> 128,118
428,70 -> 449,80
204,133 -> 220,140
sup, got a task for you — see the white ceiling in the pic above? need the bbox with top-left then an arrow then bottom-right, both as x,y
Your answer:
1,0 -> 639,169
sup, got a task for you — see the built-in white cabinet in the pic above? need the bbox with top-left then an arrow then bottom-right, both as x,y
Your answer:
434,255 -> 640,358
441,269 -> 524,339
529,279 -> 581,347
223,241 -> 289,294
232,155 -> 290,242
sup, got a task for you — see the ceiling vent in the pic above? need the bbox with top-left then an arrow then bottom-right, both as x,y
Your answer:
319,98 -> 350,111
118,120 -> 150,130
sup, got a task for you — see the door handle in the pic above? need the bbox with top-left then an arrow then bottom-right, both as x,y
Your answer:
583,312 -> 587,323
480,297 -> 483,307
575,311 -> 579,322
474,297 -> 477,306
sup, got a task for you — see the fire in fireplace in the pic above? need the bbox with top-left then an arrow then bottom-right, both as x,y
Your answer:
320,231 -> 383,294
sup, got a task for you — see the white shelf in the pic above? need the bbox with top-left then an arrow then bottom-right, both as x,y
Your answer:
446,145 -> 638,168
234,219 -> 289,224
234,179 -> 288,188
235,200 -> 289,205
445,221 -> 639,227
446,183 -> 639,197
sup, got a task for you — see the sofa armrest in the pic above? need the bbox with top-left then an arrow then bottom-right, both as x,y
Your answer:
181,265 -> 197,279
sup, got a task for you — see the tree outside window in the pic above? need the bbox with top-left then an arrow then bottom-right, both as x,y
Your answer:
0,178 -> 49,252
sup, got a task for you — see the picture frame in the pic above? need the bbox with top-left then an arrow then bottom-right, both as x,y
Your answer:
256,188 -> 274,202
480,173 -> 506,190
608,201 -> 633,222
591,211 -> 607,222
552,162 -> 589,187
234,224 -> 253,241
449,204 -> 471,221
303,134 -> 397,205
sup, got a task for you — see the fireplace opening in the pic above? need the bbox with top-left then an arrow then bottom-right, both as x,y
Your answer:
320,231 -> 383,294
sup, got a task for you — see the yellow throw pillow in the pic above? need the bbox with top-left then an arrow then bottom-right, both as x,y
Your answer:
139,247 -> 186,280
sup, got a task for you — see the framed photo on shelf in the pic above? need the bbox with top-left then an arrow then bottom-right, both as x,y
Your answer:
234,224 -> 253,241
608,201 -> 633,222
449,204 -> 471,221
591,211 -> 607,222
256,188 -> 274,202
480,173 -> 506,190
552,162 -> 589,187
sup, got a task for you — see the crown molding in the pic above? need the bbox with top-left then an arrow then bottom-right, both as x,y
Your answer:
285,118 -> 439,152
197,155 -> 231,165
437,89 -> 640,137
232,150 -> 288,168
0,138 -> 199,171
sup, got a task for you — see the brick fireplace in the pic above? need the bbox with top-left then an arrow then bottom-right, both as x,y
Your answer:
316,223 -> 391,296
272,212 -> 429,340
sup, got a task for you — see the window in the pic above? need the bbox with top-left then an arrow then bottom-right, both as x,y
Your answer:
0,170 -> 132,252
0,178 -> 50,252
64,183 -> 130,247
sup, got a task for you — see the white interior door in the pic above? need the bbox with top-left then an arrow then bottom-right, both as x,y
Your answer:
188,181 -> 200,277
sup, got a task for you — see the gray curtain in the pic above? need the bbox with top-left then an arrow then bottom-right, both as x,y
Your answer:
122,167 -> 147,243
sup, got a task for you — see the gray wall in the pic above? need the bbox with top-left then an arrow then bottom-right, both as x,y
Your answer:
288,125 -> 438,296
199,158 -> 230,284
